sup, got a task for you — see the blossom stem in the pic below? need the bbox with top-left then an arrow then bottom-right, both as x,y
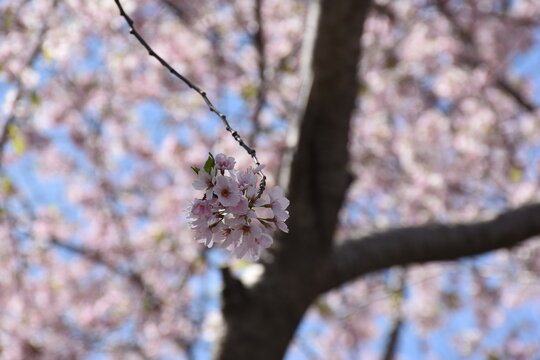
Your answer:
113,0 -> 266,197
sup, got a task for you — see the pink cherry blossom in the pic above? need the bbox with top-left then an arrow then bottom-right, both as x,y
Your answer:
190,217 -> 215,247
236,169 -> 258,199
275,218 -> 289,233
190,199 -> 212,219
267,186 -> 290,221
193,170 -> 215,199
255,186 -> 290,228
257,233 -> 273,248
215,153 -> 236,171
236,230 -> 273,261
213,221 -> 240,248
229,195 -> 249,216
213,175 -> 242,207
233,222 -> 264,259
235,233 -> 273,261
188,153 -> 289,260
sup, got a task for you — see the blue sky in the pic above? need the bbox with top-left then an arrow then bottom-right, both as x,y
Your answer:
2,8 -> 540,360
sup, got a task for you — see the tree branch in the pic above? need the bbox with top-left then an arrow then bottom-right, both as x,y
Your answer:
381,272 -> 406,360
0,0 -> 59,167
113,0 -> 267,197
248,0 -> 268,146
495,77 -> 536,112
324,204 -> 540,291
50,237 -> 162,312
159,0 -> 189,22
216,1 -> 374,358
281,0 -> 371,257
382,318 -> 403,360
435,0 -> 537,113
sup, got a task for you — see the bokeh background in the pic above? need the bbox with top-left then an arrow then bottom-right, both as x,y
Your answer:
1,0 -> 540,359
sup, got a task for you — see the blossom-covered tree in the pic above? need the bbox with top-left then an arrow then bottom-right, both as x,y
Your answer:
1,0 -> 540,359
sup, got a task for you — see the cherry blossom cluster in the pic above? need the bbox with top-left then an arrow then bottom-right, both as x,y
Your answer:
188,153 -> 289,260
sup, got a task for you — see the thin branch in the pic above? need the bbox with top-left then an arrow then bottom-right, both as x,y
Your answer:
0,87 -> 22,167
0,0 -> 59,167
495,77 -> 536,112
477,10 -> 540,28
324,203 -> 540,292
50,237 -> 162,312
158,0 -> 189,22
381,272 -> 406,360
112,0 -> 266,197
435,0 -> 537,112
382,317 -> 403,360
5,180 -> 167,314
248,0 -> 268,146
1,196 -> 27,293
371,3 -> 397,23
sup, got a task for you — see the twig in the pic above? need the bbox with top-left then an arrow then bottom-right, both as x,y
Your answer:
112,0 -> 267,197
435,0 -> 537,113
248,0 -> 267,146
371,3 -> 397,23
495,77 -> 536,112
0,0 -> 59,168
159,0 -> 189,22
51,237 -> 163,312
381,271 -> 406,360
0,87 -> 23,168
382,317 -> 403,360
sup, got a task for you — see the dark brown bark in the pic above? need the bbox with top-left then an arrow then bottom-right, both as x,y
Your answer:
382,318 -> 403,360
382,273 -> 405,360
216,0 -> 373,359
325,203 -> 540,292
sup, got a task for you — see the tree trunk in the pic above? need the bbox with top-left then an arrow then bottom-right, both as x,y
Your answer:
216,0 -> 373,358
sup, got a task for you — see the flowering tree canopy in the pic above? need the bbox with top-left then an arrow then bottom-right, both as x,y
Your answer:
1,0 -> 540,359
